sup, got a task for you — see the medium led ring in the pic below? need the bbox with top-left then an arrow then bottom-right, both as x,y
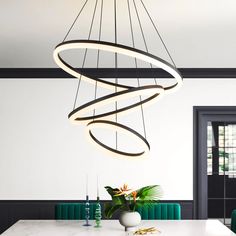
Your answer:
69,85 -> 164,123
53,40 -> 183,93
87,120 -> 150,157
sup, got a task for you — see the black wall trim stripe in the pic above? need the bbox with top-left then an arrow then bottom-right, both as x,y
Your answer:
0,68 -> 236,78
0,200 -> 193,234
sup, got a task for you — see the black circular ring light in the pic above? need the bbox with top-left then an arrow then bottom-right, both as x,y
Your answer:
87,120 -> 150,157
53,0 -> 183,158
68,85 -> 164,122
53,40 -> 183,92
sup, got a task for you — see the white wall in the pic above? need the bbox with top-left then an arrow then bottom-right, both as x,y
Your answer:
2,0 -> 236,68
0,79 -> 236,200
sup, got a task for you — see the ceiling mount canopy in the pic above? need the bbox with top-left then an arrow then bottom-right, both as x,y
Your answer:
53,0 -> 183,158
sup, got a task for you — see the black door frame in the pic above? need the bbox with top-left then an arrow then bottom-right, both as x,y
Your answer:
193,106 -> 236,219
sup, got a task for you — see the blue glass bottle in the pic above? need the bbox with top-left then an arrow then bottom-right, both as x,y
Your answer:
83,195 -> 91,226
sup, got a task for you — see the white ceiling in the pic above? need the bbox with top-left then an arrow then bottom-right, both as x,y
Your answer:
1,0 -> 236,68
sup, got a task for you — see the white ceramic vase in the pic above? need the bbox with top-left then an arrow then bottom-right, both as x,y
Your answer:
119,211 -> 141,231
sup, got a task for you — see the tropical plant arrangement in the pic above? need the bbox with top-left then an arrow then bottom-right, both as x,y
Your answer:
104,184 -> 162,218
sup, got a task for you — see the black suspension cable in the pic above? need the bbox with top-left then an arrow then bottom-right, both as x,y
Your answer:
114,0 -> 118,86
82,0 -> 99,67
114,0 -> 118,150
132,0 -> 157,85
93,81 -> 98,117
127,0 -> 147,139
73,76 -> 82,110
73,0 -> 99,109
127,0 -> 137,68
62,0 -> 89,42
140,0 -> 177,68
93,0 -> 104,118
133,0 -> 148,53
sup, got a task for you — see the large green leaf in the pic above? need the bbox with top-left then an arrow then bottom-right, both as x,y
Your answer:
104,186 -> 119,197
105,186 -> 126,205
104,202 -> 122,218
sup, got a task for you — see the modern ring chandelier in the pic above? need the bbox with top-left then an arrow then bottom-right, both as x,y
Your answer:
53,0 -> 183,158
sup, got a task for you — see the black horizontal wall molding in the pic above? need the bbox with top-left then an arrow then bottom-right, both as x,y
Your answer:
1,68 -> 236,78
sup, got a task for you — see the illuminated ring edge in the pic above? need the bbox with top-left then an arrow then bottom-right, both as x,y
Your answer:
87,120 -> 150,157
69,85 -> 164,122
53,40 -> 183,92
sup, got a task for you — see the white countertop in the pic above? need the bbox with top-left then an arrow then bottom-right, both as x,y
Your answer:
1,220 -> 235,236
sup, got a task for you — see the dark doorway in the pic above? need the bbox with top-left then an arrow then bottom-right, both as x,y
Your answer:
207,122 -> 236,225
193,107 -> 236,224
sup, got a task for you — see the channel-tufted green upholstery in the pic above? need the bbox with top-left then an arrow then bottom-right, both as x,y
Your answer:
55,203 -> 97,220
137,203 -> 181,220
231,209 -> 236,233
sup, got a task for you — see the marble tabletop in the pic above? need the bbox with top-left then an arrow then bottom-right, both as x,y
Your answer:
1,219 -> 235,236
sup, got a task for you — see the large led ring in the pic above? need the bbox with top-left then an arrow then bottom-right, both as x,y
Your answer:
69,85 -> 164,123
87,120 -> 150,157
53,40 -> 183,93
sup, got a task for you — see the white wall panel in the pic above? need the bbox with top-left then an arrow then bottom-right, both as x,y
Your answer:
0,79 -> 235,200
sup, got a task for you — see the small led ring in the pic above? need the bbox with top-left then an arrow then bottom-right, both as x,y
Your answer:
87,120 -> 150,158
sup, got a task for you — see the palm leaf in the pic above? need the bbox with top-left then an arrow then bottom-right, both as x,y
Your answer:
136,185 -> 162,202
